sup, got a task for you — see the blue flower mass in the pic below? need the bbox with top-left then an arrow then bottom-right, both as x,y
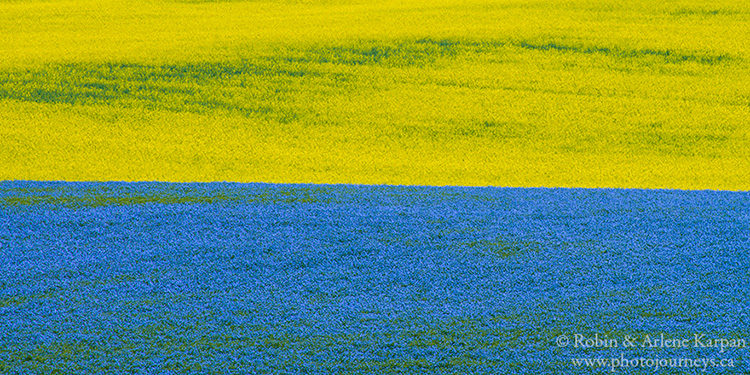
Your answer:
1,181 -> 748,373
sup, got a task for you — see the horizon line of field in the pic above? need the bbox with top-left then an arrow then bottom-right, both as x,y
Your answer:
1,179 -> 748,194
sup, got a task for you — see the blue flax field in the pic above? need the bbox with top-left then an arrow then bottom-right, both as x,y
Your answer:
0,181 -> 748,373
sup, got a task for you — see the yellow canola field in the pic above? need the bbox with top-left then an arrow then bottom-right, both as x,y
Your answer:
1,0 -> 748,190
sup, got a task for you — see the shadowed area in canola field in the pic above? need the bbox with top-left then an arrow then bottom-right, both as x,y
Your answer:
0,0 -> 748,190
0,38 -> 736,114
1,182 -> 749,373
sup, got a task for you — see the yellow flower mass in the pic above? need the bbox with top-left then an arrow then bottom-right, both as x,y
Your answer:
1,0 -> 748,190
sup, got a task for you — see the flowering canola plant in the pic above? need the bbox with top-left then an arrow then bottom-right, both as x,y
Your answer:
1,0 -> 748,190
